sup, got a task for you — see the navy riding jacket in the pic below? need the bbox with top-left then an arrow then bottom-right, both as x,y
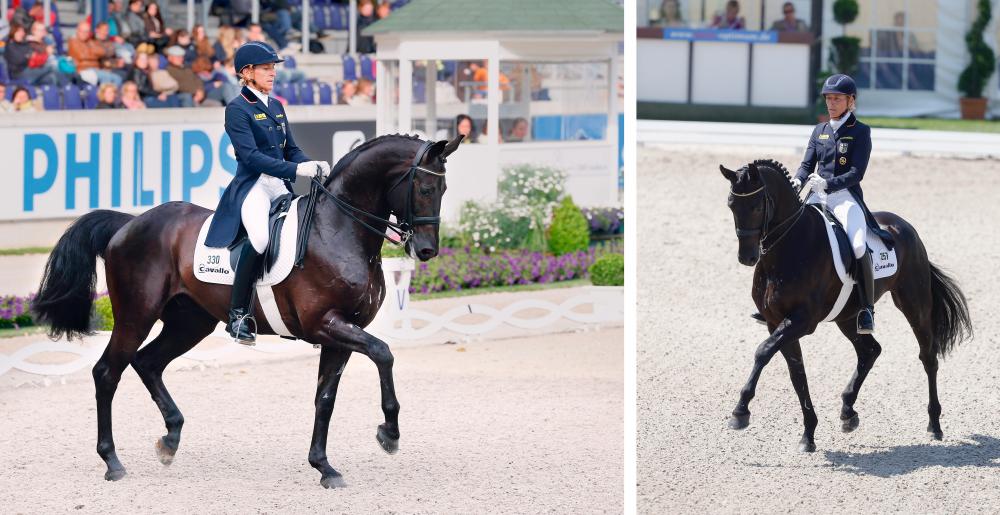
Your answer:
794,112 -> 872,203
205,86 -> 310,248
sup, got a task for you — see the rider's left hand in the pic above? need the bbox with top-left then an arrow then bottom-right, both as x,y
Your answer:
808,174 -> 827,193
316,161 -> 331,177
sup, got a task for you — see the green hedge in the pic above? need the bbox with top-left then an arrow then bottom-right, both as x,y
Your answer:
589,254 -> 624,286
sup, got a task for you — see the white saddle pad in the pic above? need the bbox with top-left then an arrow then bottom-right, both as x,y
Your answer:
192,198 -> 304,337
814,205 -> 898,322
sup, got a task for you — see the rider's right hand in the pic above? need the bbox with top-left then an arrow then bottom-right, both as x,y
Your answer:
296,161 -> 327,178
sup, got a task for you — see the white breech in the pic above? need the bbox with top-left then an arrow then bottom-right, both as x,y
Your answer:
806,189 -> 868,258
241,175 -> 288,253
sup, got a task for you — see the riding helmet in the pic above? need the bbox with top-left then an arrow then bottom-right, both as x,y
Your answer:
234,41 -> 284,74
821,73 -> 857,97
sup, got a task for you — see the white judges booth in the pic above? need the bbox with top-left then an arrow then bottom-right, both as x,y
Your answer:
365,0 -> 624,221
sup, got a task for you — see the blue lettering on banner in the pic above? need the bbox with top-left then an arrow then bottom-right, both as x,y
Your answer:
111,132 -> 122,207
23,134 -> 57,212
133,132 -> 154,207
182,130 -> 212,202
218,132 -> 237,198
66,133 -> 100,210
663,29 -> 778,44
160,132 -> 171,204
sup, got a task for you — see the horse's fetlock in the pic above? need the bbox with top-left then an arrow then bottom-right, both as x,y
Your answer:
96,441 -> 116,458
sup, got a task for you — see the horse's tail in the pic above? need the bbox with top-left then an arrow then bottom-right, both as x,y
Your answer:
33,210 -> 135,341
928,262 -> 973,357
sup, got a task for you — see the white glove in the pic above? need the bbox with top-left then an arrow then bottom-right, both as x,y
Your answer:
807,174 -> 827,193
296,161 -> 328,178
791,177 -> 802,191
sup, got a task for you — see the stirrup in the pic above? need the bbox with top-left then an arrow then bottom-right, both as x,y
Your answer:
856,309 -> 874,335
229,314 -> 258,346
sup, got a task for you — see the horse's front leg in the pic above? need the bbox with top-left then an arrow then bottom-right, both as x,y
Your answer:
729,314 -> 811,430
312,314 -> 401,454
779,339 -> 818,452
308,345 -> 352,489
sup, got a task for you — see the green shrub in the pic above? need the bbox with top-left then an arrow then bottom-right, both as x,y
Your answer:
589,253 -> 624,286
94,296 -> 114,331
959,0 -> 996,98
547,197 -> 589,255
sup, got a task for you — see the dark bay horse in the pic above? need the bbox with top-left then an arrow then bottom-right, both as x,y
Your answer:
33,133 -> 462,487
719,160 -> 972,452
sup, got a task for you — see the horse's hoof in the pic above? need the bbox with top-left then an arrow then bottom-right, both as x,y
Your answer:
320,473 -> 347,489
728,413 -> 751,430
797,438 -> 816,453
928,424 -> 944,441
376,424 -> 399,454
104,468 -> 127,481
155,438 -> 177,466
841,413 -> 860,433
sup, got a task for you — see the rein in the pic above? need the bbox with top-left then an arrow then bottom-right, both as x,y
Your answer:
294,140 -> 441,267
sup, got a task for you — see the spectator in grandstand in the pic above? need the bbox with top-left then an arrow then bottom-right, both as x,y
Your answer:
107,0 -> 127,38
357,0 -> 377,54
0,84 -> 12,112
94,22 -> 131,82
710,0 -> 745,30
455,114 -> 475,143
96,83 -> 123,109
476,122 -> 498,144
6,23 -> 60,86
192,24 -> 216,62
165,45 -> 214,106
122,0 -> 148,47
377,1 -> 392,19
468,60 -> 510,99
10,86 -> 41,112
169,29 -> 198,66
770,2 -> 808,32
143,1 -> 172,51
339,80 -> 357,104
650,0 -> 686,28
214,26 -> 239,65
194,55 -> 239,104
261,0 -> 292,51
506,117 -> 530,142
0,16 -> 9,43
355,78 -> 374,104
69,21 -> 123,87
26,21 -> 66,85
120,80 -> 147,109
128,47 -> 179,108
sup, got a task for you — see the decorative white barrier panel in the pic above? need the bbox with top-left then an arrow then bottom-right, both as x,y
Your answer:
1,258 -> 623,381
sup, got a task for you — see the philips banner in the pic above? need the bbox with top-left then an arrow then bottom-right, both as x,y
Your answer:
4,120 -> 374,221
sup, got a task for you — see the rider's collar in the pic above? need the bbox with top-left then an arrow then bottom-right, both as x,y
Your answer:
246,85 -> 269,106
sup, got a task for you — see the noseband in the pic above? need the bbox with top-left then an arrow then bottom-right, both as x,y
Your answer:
306,140 -> 443,248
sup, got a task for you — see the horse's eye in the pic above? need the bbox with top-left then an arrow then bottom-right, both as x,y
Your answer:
419,185 -> 434,196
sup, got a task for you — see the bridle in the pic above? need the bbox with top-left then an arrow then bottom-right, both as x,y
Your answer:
729,176 -> 805,255
307,140 -> 442,247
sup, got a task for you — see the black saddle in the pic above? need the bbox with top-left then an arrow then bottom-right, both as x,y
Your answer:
228,193 -> 297,274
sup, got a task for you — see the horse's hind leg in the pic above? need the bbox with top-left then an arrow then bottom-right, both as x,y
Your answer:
891,287 -> 943,440
94,314 -> 159,481
779,339 -> 818,452
307,345 -> 352,488
132,297 -> 219,465
835,320 -> 882,433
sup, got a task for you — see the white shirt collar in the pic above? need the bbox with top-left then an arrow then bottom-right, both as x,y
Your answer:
247,85 -> 269,107
829,112 -> 852,133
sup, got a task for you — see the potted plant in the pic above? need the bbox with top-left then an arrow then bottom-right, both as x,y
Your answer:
958,0 -> 995,119
829,0 -> 860,76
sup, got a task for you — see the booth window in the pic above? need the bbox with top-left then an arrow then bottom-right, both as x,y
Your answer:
855,2 -> 936,91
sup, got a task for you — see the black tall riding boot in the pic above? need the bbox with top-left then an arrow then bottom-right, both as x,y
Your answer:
856,250 -> 875,334
227,243 -> 263,345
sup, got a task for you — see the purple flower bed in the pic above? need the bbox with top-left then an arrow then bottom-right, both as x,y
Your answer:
581,207 -> 624,237
0,294 -> 36,329
410,244 -> 622,294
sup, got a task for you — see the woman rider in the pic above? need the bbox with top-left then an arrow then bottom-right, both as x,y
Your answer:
204,41 -> 330,344
752,74 -> 885,334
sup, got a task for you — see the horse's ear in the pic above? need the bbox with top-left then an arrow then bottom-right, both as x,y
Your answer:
441,134 -> 463,158
746,163 -> 759,180
719,165 -> 738,183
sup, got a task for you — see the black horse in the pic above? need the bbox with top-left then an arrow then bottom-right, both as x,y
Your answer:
720,160 -> 972,452
33,133 -> 462,487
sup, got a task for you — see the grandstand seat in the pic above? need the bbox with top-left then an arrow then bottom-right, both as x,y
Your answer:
312,6 -> 329,31
342,55 -> 357,81
318,82 -> 333,105
0,61 -> 9,83
82,85 -> 98,109
359,55 -> 374,81
276,82 -> 299,105
62,84 -> 82,109
158,54 -> 168,69
298,81 -> 315,105
283,55 -> 297,69
40,85 -> 61,110
331,5 -> 348,30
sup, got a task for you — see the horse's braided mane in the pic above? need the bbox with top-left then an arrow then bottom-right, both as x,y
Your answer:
751,158 -> 794,186
326,133 -> 424,186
